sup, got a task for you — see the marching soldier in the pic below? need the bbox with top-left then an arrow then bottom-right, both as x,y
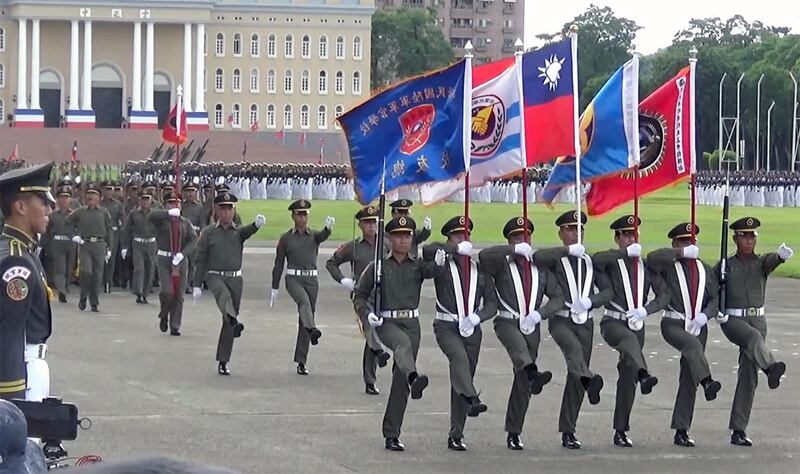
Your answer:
0,163 -> 55,401
533,211 -> 609,449
593,215 -> 669,447
65,183 -> 113,312
101,181 -> 124,292
354,216 -> 439,451
270,199 -> 334,375
43,186 -> 77,303
180,181 -> 208,294
714,217 -> 791,446
389,199 -> 431,256
122,192 -> 158,304
478,217 -> 564,451
149,191 -> 198,336
422,216 -> 497,451
123,180 -> 140,215
325,205 -> 390,394
647,223 -> 723,447
192,191 -> 264,375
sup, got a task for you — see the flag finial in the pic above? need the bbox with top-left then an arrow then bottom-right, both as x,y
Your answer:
689,46 -> 698,62
464,40 -> 473,57
177,84 -> 183,96
569,24 -> 579,34
514,38 -> 524,53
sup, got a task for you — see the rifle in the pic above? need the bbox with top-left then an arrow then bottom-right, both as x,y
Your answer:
180,140 -> 195,163
193,139 -> 209,163
151,143 -> 164,161
373,159 -> 387,321
718,166 -> 731,314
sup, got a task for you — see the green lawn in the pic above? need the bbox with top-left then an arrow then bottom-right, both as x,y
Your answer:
235,184 -> 800,278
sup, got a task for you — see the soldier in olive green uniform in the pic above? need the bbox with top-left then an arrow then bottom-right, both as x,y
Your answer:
478,217 -> 564,451
180,182 -> 209,294
65,183 -> 113,312
149,191 -> 198,336
534,211 -> 610,449
122,192 -> 157,304
593,215 -> 669,448
270,199 -> 333,375
354,216 -> 438,452
713,217 -> 791,446
43,187 -> 77,303
192,192 -> 264,375
647,222 -> 723,447
101,181 -> 125,292
325,205 -> 390,394
422,216 -> 497,452
389,199 -> 431,257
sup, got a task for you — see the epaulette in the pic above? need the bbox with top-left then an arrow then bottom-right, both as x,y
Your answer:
9,238 -> 26,257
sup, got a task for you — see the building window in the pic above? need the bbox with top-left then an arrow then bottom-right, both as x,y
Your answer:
267,34 -> 276,57
335,70 -> 344,95
249,104 -> 258,127
318,35 -> 328,59
267,69 -> 276,93
215,32 -> 225,56
232,68 -> 242,92
204,32 -> 207,56
302,35 -> 311,58
334,104 -> 343,129
284,69 -> 293,94
300,104 -> 310,129
504,19 -> 514,28
283,104 -> 293,129
301,70 -> 310,94
250,68 -> 259,93
0,100 -> 5,124
250,33 -> 260,57
317,104 -> 327,129
0,64 -> 4,88
232,103 -> 241,128
215,68 -> 224,91
0,28 -> 5,52
266,104 -> 276,128
318,70 -> 327,94
335,36 -> 345,59
213,104 -> 224,128
352,71 -> 362,95
284,34 -> 294,58
233,33 -> 242,56
353,36 -> 362,60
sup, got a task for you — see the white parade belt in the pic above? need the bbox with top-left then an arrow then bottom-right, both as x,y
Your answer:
380,309 -> 419,319
435,312 -> 458,322
286,269 -> 318,277
133,237 -> 155,243
603,309 -> 627,320
208,270 -> 242,277
725,307 -> 764,317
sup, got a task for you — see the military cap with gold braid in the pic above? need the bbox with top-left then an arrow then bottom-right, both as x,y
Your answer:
182,181 -> 198,192
385,216 -> 416,233
667,222 -> 700,239
555,210 -> 588,227
163,190 -> 181,203
389,199 -> 413,211
288,199 -> 311,214
441,215 -> 473,236
56,186 -> 72,198
609,214 -> 641,232
355,205 -> 378,221
0,162 -> 56,203
214,191 -> 238,205
85,183 -> 102,196
730,216 -> 760,235
502,216 -> 534,239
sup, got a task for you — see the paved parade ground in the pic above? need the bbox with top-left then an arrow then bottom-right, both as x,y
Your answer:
50,245 -> 799,474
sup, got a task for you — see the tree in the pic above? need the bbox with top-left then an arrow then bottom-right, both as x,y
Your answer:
370,8 -> 454,91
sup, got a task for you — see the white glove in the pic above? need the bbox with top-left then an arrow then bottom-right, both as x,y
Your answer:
367,312 -> 383,327
717,313 -> 729,324
514,242 -> 534,260
72,236 -> 84,245
682,244 -> 699,259
172,252 -> 185,266
192,287 -> 202,305
693,312 -> 708,328
269,289 -> 279,308
626,243 -> 642,258
340,277 -> 355,291
467,313 -> 481,327
423,216 -> 432,230
168,208 -> 181,217
626,306 -> 647,323
528,310 -> 542,325
456,241 -> 473,256
325,216 -> 335,230
121,248 -> 128,260
568,243 -> 586,257
459,313 -> 480,337
434,248 -> 447,266
778,243 -> 794,260
255,214 -> 266,229
105,250 -> 112,262
571,296 -> 593,314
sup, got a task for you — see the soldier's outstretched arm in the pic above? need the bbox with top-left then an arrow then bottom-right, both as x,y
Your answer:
478,245 -> 513,278
645,247 -> 680,272
314,225 -> 332,244
761,251 -> 785,276
325,242 -> 352,283
414,227 -> 431,245
239,222 -> 259,242
644,269 -> 670,314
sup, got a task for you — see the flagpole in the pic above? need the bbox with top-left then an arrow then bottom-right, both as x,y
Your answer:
513,39 -> 532,312
569,26 -> 584,285
171,85 -> 184,298
688,46 -> 699,320
462,41 -> 474,320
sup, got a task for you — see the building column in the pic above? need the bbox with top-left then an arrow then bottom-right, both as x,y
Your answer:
195,23 -> 205,112
69,20 -> 80,109
17,18 -> 28,109
182,23 -> 193,112
30,19 -> 40,110
81,20 -> 92,110
132,22 -> 142,111
144,21 -> 154,111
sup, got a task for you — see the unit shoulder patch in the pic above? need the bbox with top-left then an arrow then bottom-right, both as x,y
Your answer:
2,265 -> 32,283
6,277 -> 29,301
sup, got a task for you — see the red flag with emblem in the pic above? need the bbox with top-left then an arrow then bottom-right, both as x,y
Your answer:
162,104 -> 188,145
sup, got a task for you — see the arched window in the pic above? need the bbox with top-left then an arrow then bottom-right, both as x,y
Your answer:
214,104 -> 224,128
266,104 -> 276,128
0,100 -> 6,124
318,70 -> 327,94
250,68 -> 259,93
353,36 -> 363,60
301,35 -> 311,58
232,103 -> 241,128
215,32 -> 225,56
352,71 -> 362,95
284,34 -> 294,58
318,35 -> 328,59
232,33 -> 242,56
250,33 -> 260,57
249,104 -> 259,127
0,27 -> 5,52
232,68 -> 241,92
334,104 -> 343,129
300,104 -> 310,129
214,68 -> 224,91
301,70 -> 310,94
335,71 -> 344,94
317,104 -> 327,129
267,69 -> 276,93
0,64 -> 4,87
335,36 -> 345,59
284,69 -> 293,94
267,34 -> 276,57
283,104 -> 293,129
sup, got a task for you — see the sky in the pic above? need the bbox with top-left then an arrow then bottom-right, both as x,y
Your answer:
524,0 -> 800,54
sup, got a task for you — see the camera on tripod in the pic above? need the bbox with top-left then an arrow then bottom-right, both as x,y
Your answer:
11,397 -> 88,461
